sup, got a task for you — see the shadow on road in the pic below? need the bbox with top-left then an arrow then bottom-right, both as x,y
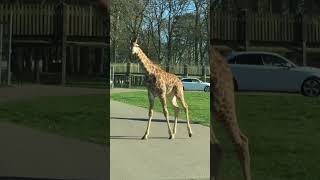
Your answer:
110,135 -> 142,140
110,135 -> 188,140
0,177 -> 81,180
111,116 -> 192,124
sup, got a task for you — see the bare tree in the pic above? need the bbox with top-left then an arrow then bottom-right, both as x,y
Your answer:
165,0 -> 190,66
147,0 -> 166,63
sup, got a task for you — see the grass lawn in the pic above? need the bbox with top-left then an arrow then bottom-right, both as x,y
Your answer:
0,95 -> 108,144
111,91 -> 320,180
111,91 -> 210,125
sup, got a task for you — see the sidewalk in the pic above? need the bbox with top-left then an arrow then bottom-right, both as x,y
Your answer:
110,100 -> 210,180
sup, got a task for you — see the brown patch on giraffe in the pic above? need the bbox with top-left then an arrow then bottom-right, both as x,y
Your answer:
131,41 -> 192,139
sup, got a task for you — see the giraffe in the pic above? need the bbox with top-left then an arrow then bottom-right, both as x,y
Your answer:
131,40 -> 193,140
210,46 -> 251,180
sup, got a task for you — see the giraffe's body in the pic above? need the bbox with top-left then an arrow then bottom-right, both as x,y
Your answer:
132,41 -> 192,139
210,46 -> 251,180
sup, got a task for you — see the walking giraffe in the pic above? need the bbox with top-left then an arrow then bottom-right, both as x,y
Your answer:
131,40 -> 193,139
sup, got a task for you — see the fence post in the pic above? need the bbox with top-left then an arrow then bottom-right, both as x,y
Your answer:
183,64 -> 188,77
241,9 -> 250,51
301,13 -> 307,66
201,65 -> 206,81
165,63 -> 170,73
126,62 -> 131,88
7,10 -> 12,85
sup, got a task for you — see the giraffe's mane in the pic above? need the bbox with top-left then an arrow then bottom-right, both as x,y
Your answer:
137,46 -> 164,72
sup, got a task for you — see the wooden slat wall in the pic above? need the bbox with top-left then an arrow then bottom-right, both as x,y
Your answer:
211,10 -> 320,44
0,3 -> 105,38
307,15 -> 320,43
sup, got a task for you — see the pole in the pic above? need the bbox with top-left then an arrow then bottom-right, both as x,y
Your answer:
112,64 -> 114,88
0,24 -> 3,85
110,63 -> 112,88
8,11 -> 13,85
61,0 -> 67,85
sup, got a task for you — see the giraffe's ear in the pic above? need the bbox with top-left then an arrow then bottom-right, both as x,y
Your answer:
134,38 -> 138,44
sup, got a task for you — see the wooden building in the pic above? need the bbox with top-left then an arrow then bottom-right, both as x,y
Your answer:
0,0 -> 109,84
217,0 -> 320,14
211,0 -> 320,66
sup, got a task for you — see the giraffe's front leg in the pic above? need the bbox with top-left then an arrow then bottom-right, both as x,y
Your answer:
169,95 -> 179,136
159,94 -> 174,139
142,91 -> 155,140
211,123 -> 223,180
225,119 -> 251,180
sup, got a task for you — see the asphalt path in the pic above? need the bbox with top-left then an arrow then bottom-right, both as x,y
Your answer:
110,99 -> 210,180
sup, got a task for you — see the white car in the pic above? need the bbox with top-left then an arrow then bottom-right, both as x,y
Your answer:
181,78 -> 210,92
227,51 -> 320,97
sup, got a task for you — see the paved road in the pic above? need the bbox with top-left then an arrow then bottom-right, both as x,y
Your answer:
110,100 -> 210,180
0,123 -> 109,180
0,85 -> 108,180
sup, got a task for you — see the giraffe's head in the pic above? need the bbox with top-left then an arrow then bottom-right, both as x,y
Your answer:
131,39 -> 140,55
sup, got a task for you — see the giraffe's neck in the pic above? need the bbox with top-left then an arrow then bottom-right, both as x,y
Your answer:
134,48 -> 158,75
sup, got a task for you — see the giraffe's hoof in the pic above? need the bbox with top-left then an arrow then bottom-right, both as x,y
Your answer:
169,134 -> 175,139
141,135 -> 148,140
188,133 -> 192,138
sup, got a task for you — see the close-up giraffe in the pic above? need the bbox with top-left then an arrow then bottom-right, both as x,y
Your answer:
210,46 -> 251,180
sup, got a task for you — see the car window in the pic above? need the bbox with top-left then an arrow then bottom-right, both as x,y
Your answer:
262,55 -> 288,66
192,79 -> 200,83
182,79 -> 192,82
228,56 -> 236,64
227,55 -> 236,64
235,54 -> 263,65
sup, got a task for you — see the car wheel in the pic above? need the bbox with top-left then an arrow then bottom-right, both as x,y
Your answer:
301,78 -> 320,97
204,86 -> 210,92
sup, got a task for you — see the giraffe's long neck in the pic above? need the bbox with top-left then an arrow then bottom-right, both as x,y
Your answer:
134,48 -> 158,75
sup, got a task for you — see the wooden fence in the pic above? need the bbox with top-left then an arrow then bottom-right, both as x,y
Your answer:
111,63 -> 210,87
0,3 -> 105,38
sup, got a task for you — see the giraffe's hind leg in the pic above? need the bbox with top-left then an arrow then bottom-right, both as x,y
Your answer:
168,93 -> 180,137
176,88 -> 192,137
224,119 -> 251,180
142,90 -> 155,140
211,127 -> 223,180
